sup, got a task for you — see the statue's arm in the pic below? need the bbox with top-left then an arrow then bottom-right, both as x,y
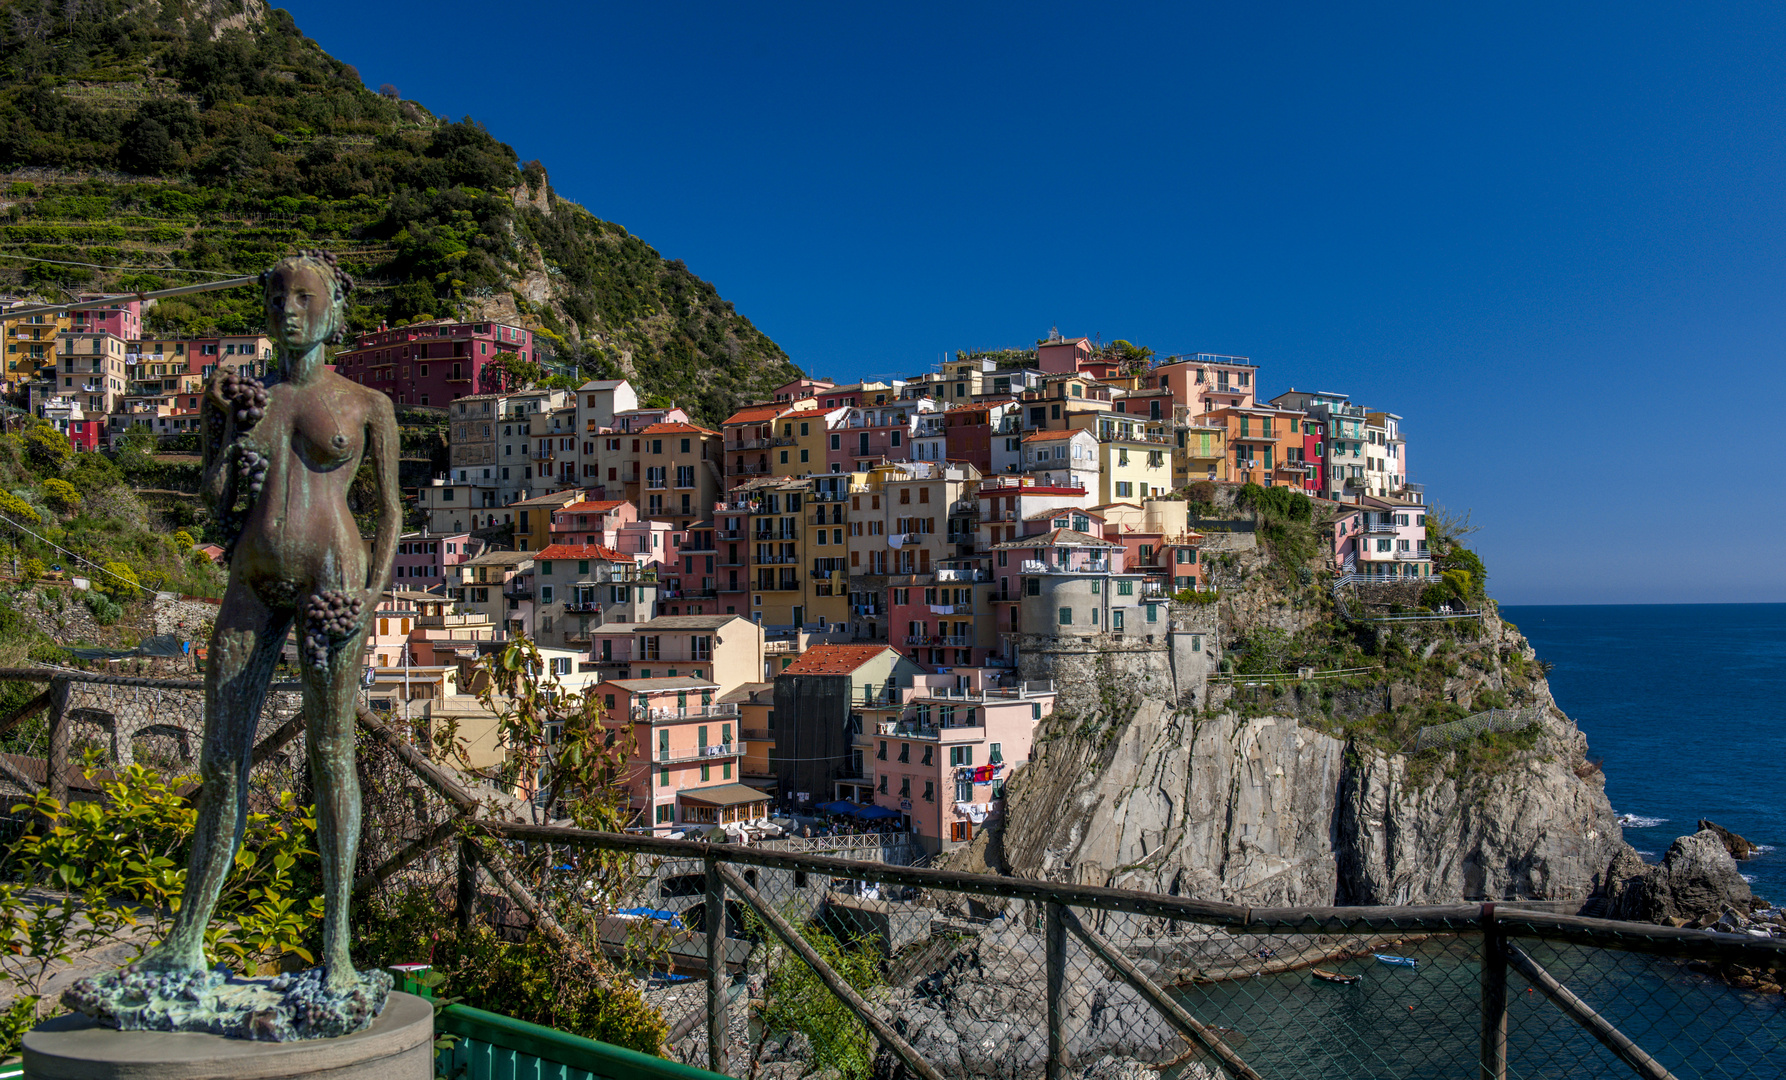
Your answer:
364,392 -> 401,597
198,372 -> 233,513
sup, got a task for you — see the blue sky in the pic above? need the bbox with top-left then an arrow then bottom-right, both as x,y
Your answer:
292,1 -> 1786,604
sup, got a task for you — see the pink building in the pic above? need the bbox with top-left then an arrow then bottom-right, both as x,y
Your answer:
548,499 -> 637,546
598,675 -> 768,833
860,671 -> 1055,853
68,297 -> 141,340
1150,353 -> 1258,416
1339,497 -> 1431,581
838,400 -> 938,471
332,319 -> 535,407
1036,334 -> 1093,374
393,531 -> 477,588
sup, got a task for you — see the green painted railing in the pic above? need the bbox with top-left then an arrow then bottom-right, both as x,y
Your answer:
397,972 -> 727,1080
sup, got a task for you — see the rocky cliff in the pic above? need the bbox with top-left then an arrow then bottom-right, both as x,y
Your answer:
975,513 -> 1628,907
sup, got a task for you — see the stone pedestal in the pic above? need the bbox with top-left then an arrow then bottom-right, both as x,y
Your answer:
22,990 -> 434,1080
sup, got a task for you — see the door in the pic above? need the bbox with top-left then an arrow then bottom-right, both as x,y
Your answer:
792,605 -> 804,628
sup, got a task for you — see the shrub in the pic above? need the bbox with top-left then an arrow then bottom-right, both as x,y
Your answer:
0,493 -> 40,525
22,426 -> 70,473
40,479 -> 81,516
19,557 -> 45,584
83,592 -> 121,625
95,561 -> 140,601
171,530 -> 196,549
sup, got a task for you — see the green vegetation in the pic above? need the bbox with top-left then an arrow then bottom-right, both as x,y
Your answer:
0,2 -> 800,425
0,760 -> 323,1052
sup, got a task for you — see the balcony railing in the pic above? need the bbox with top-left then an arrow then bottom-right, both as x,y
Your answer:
1020,559 -> 1111,574
636,699 -> 739,721
725,463 -> 770,476
650,743 -> 740,764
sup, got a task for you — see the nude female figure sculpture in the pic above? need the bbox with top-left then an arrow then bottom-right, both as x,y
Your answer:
65,252 -> 401,1039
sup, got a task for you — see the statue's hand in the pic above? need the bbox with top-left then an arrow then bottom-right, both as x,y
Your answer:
217,370 -> 269,430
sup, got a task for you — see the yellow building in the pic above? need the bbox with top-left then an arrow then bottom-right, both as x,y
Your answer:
1173,409 -> 1228,487
635,421 -> 723,530
1081,414 -> 1172,504
2,303 -> 68,385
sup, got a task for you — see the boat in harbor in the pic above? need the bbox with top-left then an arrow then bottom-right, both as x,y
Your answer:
1374,954 -> 1418,968
1312,969 -> 1361,985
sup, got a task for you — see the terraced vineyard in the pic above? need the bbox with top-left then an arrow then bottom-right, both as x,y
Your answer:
0,0 -> 799,425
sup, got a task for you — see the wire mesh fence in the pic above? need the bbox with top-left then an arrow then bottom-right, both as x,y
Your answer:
1411,708 -> 1545,753
5,669 -> 1785,1080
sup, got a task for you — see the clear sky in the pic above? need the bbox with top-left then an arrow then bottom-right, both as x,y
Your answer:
291,1 -> 1786,605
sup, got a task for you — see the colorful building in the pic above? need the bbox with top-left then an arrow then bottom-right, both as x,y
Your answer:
332,319 -> 535,407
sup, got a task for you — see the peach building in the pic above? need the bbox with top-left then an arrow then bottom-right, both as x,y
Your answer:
858,671 -> 1056,853
599,675 -> 769,833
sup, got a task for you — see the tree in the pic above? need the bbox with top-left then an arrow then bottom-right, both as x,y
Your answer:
482,351 -> 541,392
378,83 -> 399,99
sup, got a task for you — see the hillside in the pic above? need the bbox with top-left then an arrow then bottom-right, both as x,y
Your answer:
0,0 -> 799,424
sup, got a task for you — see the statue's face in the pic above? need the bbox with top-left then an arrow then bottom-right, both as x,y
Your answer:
266,261 -> 340,350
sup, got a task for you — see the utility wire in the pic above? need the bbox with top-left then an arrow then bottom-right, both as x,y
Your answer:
0,510 -> 161,596
0,252 -> 249,280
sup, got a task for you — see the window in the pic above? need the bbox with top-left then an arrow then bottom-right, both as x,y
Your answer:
656,805 -> 673,824
1090,580 -> 1100,595
1026,578 -> 1040,596
878,775 -> 887,794
1115,482 -> 1133,498
1112,609 -> 1124,631
1117,580 -> 1133,595
949,745 -> 974,766
923,780 -> 935,802
1058,607 -> 1072,625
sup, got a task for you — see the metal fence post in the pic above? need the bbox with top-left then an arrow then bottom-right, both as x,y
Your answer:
44,676 -> 70,808
705,850 -> 727,1076
1480,902 -> 1507,1080
1046,901 -> 1069,1080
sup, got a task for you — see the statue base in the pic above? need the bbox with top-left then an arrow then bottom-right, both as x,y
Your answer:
22,989 -> 433,1080
59,965 -> 394,1041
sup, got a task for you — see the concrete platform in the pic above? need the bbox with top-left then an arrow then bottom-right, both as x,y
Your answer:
22,990 -> 434,1080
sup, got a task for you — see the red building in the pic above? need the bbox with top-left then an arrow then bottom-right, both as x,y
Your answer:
331,319 -> 534,408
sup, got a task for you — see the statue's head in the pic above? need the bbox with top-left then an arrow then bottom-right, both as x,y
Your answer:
262,250 -> 354,352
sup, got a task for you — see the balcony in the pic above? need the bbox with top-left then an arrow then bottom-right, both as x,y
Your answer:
649,743 -> 741,764
637,703 -> 739,723
756,577 -> 801,591
949,500 -> 980,515
754,528 -> 799,541
531,451 -> 554,462
1095,428 -> 1171,445
563,601 -> 602,613
645,481 -> 667,490
725,463 -> 770,477
905,635 -> 974,648
1020,559 -> 1111,575
934,568 -> 987,583
729,437 -> 771,451
561,630 -> 592,646
1361,519 -> 1401,535
754,554 -> 799,565
740,727 -> 771,741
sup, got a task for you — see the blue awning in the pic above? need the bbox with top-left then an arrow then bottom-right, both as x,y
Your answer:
854,805 -> 901,820
616,906 -> 685,928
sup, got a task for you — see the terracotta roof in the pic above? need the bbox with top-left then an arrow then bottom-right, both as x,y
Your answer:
1022,429 -> 1087,442
558,500 -> 626,514
722,403 -> 793,426
778,644 -> 899,676
639,421 -> 719,436
535,543 -> 631,562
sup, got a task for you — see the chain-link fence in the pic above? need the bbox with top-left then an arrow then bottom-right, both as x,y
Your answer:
5,669 -> 1784,1080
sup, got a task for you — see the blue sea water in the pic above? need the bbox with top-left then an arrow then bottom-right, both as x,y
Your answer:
1502,603 -> 1786,901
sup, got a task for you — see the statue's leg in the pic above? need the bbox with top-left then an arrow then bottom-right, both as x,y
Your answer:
306,614 -> 369,988
142,581 -> 291,971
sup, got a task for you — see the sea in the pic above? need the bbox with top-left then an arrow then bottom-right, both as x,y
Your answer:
1504,602 -> 1786,901
1168,603 -> 1786,1078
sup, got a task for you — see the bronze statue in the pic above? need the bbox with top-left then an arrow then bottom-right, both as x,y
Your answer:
64,252 -> 401,1040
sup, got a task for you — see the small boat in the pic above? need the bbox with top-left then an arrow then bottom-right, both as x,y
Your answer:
1374,954 -> 1418,969
1312,969 -> 1360,985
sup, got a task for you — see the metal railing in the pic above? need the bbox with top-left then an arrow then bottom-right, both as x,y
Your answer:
15,669 -> 1785,1080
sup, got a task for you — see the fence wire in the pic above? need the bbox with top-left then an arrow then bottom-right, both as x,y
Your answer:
6,671 -> 1785,1080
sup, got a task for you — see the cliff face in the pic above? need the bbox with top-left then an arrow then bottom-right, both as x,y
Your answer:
992,610 -> 1624,907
